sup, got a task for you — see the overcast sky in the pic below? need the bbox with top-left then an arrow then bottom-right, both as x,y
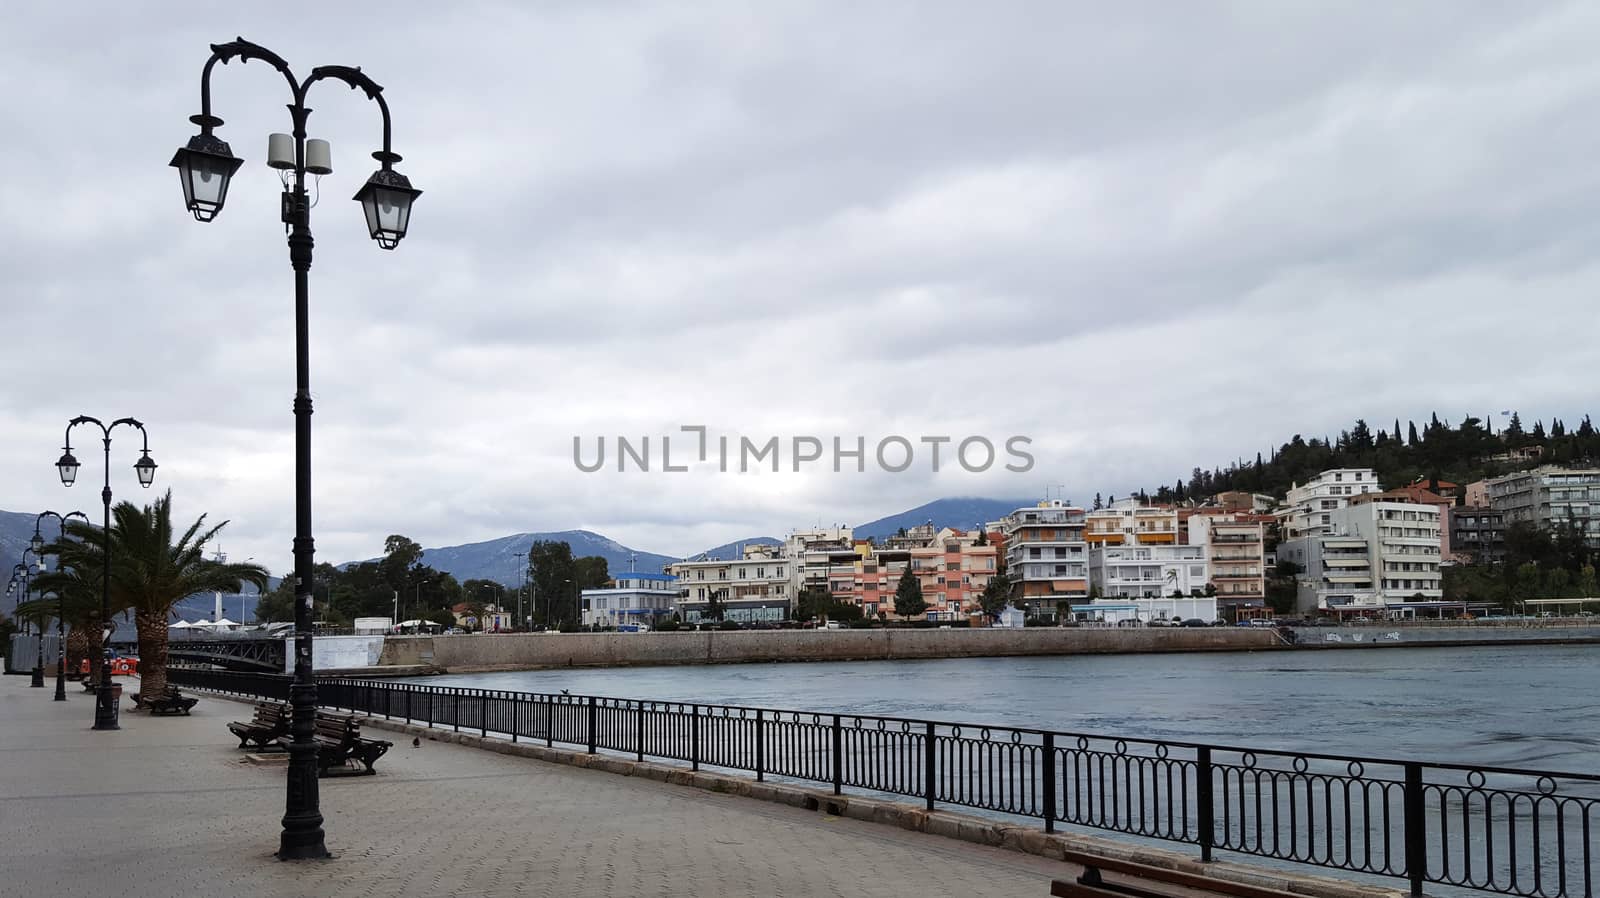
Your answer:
2,3 -> 1597,575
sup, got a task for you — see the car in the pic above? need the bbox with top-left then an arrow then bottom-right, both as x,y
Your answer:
1180,618 -> 1209,627
1210,620 -> 1228,627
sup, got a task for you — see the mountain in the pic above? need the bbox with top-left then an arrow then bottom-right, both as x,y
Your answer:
408,530 -> 679,586
853,497 -> 1031,540
696,536 -> 781,560
0,509 -> 41,618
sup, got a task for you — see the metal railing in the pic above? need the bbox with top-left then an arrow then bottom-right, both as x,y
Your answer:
169,667 -> 1597,898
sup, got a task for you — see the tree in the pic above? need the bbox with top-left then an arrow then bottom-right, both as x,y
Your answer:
978,572 -> 1012,619
49,491 -> 268,703
792,586 -> 829,622
526,540 -> 577,628
25,563 -> 112,680
893,568 -> 926,619
1092,493 -> 1104,510
704,587 -> 726,622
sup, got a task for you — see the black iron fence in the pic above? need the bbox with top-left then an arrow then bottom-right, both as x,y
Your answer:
169,667 -> 1597,898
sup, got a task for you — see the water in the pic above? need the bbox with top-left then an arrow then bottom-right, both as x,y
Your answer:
406,644 -> 1600,773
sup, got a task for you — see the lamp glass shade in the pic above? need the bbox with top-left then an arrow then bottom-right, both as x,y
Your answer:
30,533 -> 43,554
134,452 -> 157,488
353,169 -> 421,249
170,134 -> 244,223
57,451 -> 79,487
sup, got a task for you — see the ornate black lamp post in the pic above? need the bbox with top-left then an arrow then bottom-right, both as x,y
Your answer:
57,416 -> 156,730
33,510 -> 91,701
6,563 -> 33,678
171,37 -> 421,861
17,548 -> 46,687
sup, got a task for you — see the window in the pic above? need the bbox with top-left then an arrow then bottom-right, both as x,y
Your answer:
696,570 -> 705,581
1335,473 -> 1343,482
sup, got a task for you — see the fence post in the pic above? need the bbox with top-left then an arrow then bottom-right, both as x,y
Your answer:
636,702 -> 646,762
1197,746 -> 1215,863
546,698 -> 553,748
406,688 -> 413,724
425,689 -> 433,728
1043,732 -> 1057,834
481,694 -> 488,737
511,695 -> 519,743
755,709 -> 766,782
587,696 -> 598,754
454,693 -> 460,732
832,714 -> 843,796
1404,762 -> 1426,898
691,704 -> 700,772
924,721 -> 936,811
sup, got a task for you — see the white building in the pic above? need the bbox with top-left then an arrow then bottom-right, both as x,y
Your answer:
1485,466 -> 1600,547
581,572 -> 681,628
1070,597 -> 1218,625
783,526 -> 857,602
1088,544 -> 1209,599
1002,500 -> 1088,618
1276,500 -> 1442,615
1280,468 -> 1381,539
1185,511 -> 1270,619
669,545 -> 791,623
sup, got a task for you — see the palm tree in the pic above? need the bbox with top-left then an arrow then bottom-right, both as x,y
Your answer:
53,490 -> 269,704
26,565 -> 111,681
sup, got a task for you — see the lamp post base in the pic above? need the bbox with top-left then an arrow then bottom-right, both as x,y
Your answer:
93,680 -> 120,730
53,670 -> 66,701
30,666 -> 45,688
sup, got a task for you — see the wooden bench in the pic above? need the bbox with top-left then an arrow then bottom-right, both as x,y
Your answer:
227,702 -> 290,749
276,712 -> 392,776
1053,850 -> 1305,898
131,686 -> 200,715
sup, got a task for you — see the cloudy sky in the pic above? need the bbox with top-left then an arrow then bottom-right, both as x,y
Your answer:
2,3 -> 1597,575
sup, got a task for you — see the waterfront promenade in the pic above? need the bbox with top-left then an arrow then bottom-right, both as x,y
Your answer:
0,676 -> 1079,897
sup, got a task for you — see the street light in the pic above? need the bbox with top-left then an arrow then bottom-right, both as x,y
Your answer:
33,510 -> 90,701
173,37 -> 420,861
59,416 -> 155,728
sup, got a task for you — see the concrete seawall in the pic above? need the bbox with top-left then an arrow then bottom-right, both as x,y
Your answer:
378,627 -> 1282,672
1286,623 -> 1600,649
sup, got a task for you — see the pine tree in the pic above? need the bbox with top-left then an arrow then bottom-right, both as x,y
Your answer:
1092,492 -> 1103,510
893,568 -> 926,619
1408,421 -> 1420,446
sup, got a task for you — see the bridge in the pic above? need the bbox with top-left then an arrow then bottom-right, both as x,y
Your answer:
166,636 -> 285,672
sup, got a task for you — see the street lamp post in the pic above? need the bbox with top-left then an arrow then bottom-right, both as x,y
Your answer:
32,510 -> 91,701
19,547 -> 45,687
172,37 -> 421,861
6,562 -> 37,680
57,416 -> 156,728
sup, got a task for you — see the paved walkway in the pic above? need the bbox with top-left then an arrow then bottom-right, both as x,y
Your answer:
0,675 -> 1076,897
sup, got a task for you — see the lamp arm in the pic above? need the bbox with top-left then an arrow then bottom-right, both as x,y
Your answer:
194,38 -> 302,133
303,66 -> 399,167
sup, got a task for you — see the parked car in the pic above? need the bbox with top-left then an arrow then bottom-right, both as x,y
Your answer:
1180,618 -> 1208,627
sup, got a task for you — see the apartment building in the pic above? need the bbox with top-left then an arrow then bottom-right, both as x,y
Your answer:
1002,500 -> 1088,618
1350,487 -> 1453,558
908,528 -> 1001,620
1185,511 -> 1270,619
783,526 -> 858,600
1449,506 -> 1507,564
580,572 -> 680,628
669,545 -> 791,623
1279,468 -> 1381,539
1085,498 -> 1179,547
1485,466 -> 1600,547
1087,544 -> 1208,599
1277,500 -> 1442,615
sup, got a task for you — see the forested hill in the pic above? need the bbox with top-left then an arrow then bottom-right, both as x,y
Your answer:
1142,413 -> 1599,504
